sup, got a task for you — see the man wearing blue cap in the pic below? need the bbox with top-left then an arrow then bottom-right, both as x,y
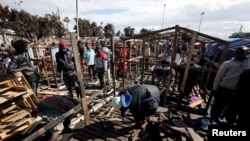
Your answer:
111,84 -> 160,129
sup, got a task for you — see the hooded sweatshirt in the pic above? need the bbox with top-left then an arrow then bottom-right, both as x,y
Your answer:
95,51 -> 108,70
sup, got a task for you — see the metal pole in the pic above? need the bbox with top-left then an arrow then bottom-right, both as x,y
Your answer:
198,12 -> 205,32
161,4 -> 166,29
76,0 -> 79,40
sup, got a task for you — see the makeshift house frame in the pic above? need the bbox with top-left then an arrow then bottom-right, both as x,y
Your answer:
120,25 -> 231,115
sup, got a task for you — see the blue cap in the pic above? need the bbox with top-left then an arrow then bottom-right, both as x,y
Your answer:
120,93 -> 132,108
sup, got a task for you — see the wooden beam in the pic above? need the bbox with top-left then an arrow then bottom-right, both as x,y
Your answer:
172,120 -> 204,141
163,25 -> 179,103
22,104 -> 82,141
70,32 -> 90,125
180,32 -> 197,93
111,35 -> 116,96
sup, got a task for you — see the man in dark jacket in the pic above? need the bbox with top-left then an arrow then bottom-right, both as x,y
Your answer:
111,84 -> 160,129
55,41 -> 81,98
224,69 -> 250,128
7,39 -> 40,95
35,95 -> 79,141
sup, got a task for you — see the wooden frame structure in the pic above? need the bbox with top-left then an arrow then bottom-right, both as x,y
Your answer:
120,25 -> 230,115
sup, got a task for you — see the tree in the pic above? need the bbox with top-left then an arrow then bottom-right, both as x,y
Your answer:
63,17 -> 70,32
104,23 -> 115,38
74,18 -> 92,38
140,28 -> 150,34
124,26 -> 135,37
116,30 -> 121,37
95,25 -> 103,37
229,32 -> 250,38
0,4 -> 66,40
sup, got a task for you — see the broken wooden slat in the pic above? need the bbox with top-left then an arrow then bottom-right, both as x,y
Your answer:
172,120 -> 204,141
188,99 -> 204,108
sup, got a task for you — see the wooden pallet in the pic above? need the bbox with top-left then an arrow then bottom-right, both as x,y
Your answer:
0,109 -> 32,140
1,72 -> 40,110
0,80 -> 14,94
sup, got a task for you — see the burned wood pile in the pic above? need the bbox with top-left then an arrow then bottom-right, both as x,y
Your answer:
71,103 -> 207,141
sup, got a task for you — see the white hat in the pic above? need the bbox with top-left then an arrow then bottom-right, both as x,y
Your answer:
111,96 -> 122,110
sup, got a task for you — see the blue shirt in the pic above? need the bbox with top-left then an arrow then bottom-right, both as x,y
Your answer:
84,49 -> 95,65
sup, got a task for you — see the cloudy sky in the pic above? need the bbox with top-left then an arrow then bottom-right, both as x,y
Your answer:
1,0 -> 250,38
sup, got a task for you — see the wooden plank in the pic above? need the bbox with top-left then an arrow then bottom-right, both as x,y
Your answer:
70,32 -> 90,125
188,99 -> 204,108
83,122 -> 120,141
74,130 -> 106,141
0,97 -> 8,104
172,120 -> 204,141
0,109 -> 28,123
180,32 -> 197,94
0,80 -> 13,87
92,118 -> 129,137
0,104 -> 17,116
21,121 -> 41,135
22,104 -> 82,141
0,118 -> 32,140
1,90 -> 27,99
0,80 -> 14,93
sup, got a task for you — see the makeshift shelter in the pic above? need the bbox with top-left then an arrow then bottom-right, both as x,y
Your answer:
121,25 -> 230,115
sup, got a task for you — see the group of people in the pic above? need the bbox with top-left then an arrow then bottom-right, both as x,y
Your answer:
111,45 -> 250,132
78,40 -> 112,89
5,38 -> 113,98
4,39 -> 113,141
3,38 -> 250,140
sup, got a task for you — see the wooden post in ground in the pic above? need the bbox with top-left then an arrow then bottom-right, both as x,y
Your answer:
70,32 -> 90,125
140,39 -> 146,84
219,42 -> 230,65
128,40 -> 131,85
111,35 -> 116,96
122,40 -> 126,90
180,32 -> 197,94
163,25 -> 179,104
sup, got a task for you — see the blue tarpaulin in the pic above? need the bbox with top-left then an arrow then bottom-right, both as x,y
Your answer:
205,38 -> 250,62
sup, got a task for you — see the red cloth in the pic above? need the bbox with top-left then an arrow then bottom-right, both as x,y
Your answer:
96,51 -> 107,60
116,62 -> 129,70
91,41 -> 96,47
81,58 -> 86,65
119,47 -> 129,58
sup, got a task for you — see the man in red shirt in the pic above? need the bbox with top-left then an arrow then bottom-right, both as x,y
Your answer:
94,46 -> 108,89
